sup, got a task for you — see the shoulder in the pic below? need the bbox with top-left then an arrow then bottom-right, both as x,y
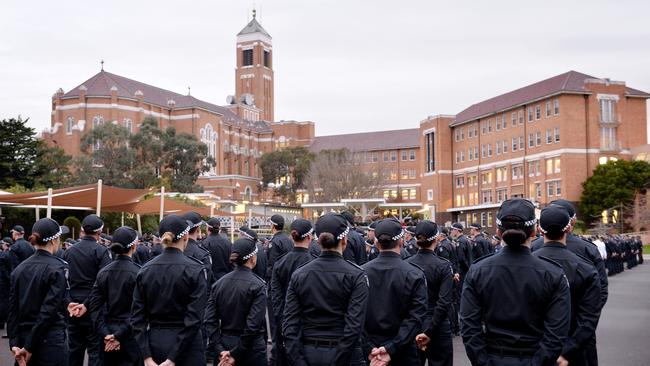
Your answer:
406,261 -> 426,275
250,271 -> 266,286
345,259 -> 365,272
472,252 -> 495,265
535,255 -> 565,274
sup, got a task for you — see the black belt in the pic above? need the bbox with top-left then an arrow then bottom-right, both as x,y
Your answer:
150,323 -> 185,329
221,330 -> 243,337
486,345 -> 536,358
303,338 -> 339,347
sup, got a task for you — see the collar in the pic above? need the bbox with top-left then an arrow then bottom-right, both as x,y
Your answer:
543,241 -> 567,249
235,266 -> 252,272
320,251 -> 343,259
378,251 -> 401,258
81,235 -> 98,242
292,247 -> 309,253
163,247 -> 183,255
502,245 -> 531,254
35,249 -> 55,257
117,254 -> 134,261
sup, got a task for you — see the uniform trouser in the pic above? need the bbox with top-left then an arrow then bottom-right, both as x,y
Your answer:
271,316 -> 288,366
379,343 -> 419,366
584,334 -> 599,366
486,355 -> 532,366
68,314 -> 102,366
149,328 -> 205,366
217,334 -> 267,366
448,282 -> 460,333
103,321 -> 142,366
13,327 -> 68,366
639,252 -> 644,264
302,344 -> 365,366
419,320 -> 453,366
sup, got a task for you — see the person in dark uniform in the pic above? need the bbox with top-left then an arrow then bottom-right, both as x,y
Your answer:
490,235 -> 503,253
9,225 -> 35,270
366,222 -> 379,261
87,226 -> 143,366
131,214 -> 208,366
202,218 -> 233,282
283,213 -> 369,366
7,218 -> 71,366
270,219 -> 317,366
55,238 -> 74,258
0,237 -> 12,331
340,211 -> 368,265
362,218 -> 427,365
533,206 -> 601,366
63,214 -> 112,366
133,236 -> 151,266
636,236 -> 644,264
266,215 -> 294,281
150,235 -> 163,258
460,198 -> 571,366
404,226 -> 418,257
205,237 -> 267,366
451,223 -> 472,274
469,223 -> 492,260
408,221 -> 454,366
239,227 -> 268,280
435,228 -> 460,335
531,199 -> 608,366
183,211 -> 214,286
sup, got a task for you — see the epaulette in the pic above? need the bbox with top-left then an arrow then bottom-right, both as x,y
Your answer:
574,252 -> 593,266
186,255 -> 205,266
436,255 -> 451,264
408,261 -> 425,272
134,262 -> 142,269
345,259 -> 364,271
251,272 -> 267,285
53,256 -> 69,266
472,252 -> 495,265
536,255 -> 563,269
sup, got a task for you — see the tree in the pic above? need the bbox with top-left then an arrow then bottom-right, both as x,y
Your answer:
0,117 -> 39,189
303,149 -> 387,203
580,159 -> 650,228
74,121 -> 135,187
32,140 -> 72,188
260,146 -> 315,200
161,127 -> 213,193
129,116 -> 164,189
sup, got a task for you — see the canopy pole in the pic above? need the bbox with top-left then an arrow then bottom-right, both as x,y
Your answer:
121,212 -> 125,226
96,179 -> 103,216
248,208 -> 252,227
46,188 -> 53,218
210,204 -> 215,217
35,205 -> 40,220
136,214 -> 142,234
159,186 -> 165,221
230,205 -> 235,243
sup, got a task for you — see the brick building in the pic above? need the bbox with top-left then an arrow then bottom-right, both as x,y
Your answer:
43,15 -> 314,203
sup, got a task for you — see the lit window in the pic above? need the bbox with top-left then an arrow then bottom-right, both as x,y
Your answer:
487,212 -> 494,227
554,158 -> 561,173
409,189 -> 416,200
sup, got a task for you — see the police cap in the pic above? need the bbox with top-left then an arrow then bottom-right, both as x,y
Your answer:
539,205 -> 571,236
469,223 -> 481,230
206,217 -> 221,229
290,218 -> 313,239
32,218 -> 69,244
232,238 -> 258,261
375,218 -> 404,241
367,221 -> 377,231
182,211 -> 204,228
11,225 -> 25,234
2,237 -> 13,245
415,220 -> 440,242
269,214 -> 285,228
451,222 -> 464,231
239,226 -> 259,241
82,214 -> 104,234
340,211 -> 355,226
549,199 -> 576,218
496,198 -> 537,229
112,226 -> 139,250
158,214 -> 191,240
405,226 -> 416,235
315,213 -> 349,240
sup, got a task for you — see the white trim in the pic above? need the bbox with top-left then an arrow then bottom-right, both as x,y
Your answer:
237,33 -> 272,46
379,202 -> 423,208
423,170 -> 453,176
263,75 -> 272,80
240,74 -> 255,79
301,202 -> 346,208
53,103 -> 205,120
422,127 -> 436,135
451,148 -> 600,174
597,94 -> 620,101
380,183 -> 421,188
446,202 -> 502,212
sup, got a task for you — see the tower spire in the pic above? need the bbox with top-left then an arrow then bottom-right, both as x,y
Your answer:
252,8 -> 256,19
100,59 -> 104,71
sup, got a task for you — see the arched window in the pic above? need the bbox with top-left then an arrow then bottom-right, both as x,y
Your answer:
66,116 -> 74,134
200,123 -> 218,175
92,115 -> 104,128
244,186 -> 252,200
124,118 -> 133,133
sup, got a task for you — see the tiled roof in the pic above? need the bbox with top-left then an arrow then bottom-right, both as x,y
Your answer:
61,71 -> 272,132
237,18 -> 271,38
309,128 -> 420,153
452,71 -> 650,126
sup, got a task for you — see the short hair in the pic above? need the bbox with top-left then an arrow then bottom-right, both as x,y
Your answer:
376,234 -> 399,250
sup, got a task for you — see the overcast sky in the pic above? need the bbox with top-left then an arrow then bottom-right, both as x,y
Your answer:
1,0 -> 649,141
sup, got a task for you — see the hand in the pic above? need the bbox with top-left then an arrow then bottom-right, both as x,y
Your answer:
159,360 -> 176,366
415,333 -> 431,351
12,347 -> 31,366
454,273 -> 460,282
368,346 -> 391,366
144,357 -> 159,366
104,334 -> 121,352
67,303 -> 87,317
219,351 -> 235,366
557,355 -> 569,366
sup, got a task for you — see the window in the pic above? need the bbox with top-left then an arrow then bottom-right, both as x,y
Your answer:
383,152 -> 389,162
547,182 -> 555,197
481,122 -> 487,135
472,213 -> 478,224
468,148 -> 473,161
554,99 -> 560,115
528,160 -> 540,177
389,170 -> 397,180
512,137 -> 518,151
410,189 -> 416,200
427,189 -> 434,200
474,147 -> 478,159
554,127 -> 560,143
546,129 -> 552,144
545,101 -> 552,117
511,112 -> 517,127
455,194 -> 466,207
243,49 -> 253,66
487,212 -> 494,227
496,166 -> 508,182
501,115 -> 507,129
401,150 -> 408,161
425,132 -> 435,172
469,192 -> 479,206
528,107 -> 533,122
409,149 -> 416,160
554,158 -> 561,173
468,175 -> 477,187
496,141 -> 502,155
535,105 -> 541,120
263,50 -> 270,67
529,182 -> 542,200
536,131 -> 541,146
372,152 -> 378,162
502,140 -> 508,153
496,188 -> 507,203
481,171 -> 492,184
518,110 -> 524,124
528,133 -> 534,148
124,118 -> 133,133
66,116 -> 74,134
599,99 -> 616,123
512,165 -> 523,180
600,126 -> 617,151
365,152 -> 373,163
455,176 -> 465,188
487,120 -> 492,133
409,169 -> 416,179
482,190 -> 493,204
496,118 -> 501,131
519,136 -> 524,150
455,152 -> 460,164
481,145 -> 486,158
92,115 -> 104,128
401,169 -> 409,180
390,151 -> 397,161
401,189 -> 409,200
487,144 -> 492,157
546,159 -> 553,174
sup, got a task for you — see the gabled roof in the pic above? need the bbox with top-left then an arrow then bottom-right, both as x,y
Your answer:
237,18 -> 272,39
309,128 -> 420,153
452,71 -> 650,126
61,70 -> 272,132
